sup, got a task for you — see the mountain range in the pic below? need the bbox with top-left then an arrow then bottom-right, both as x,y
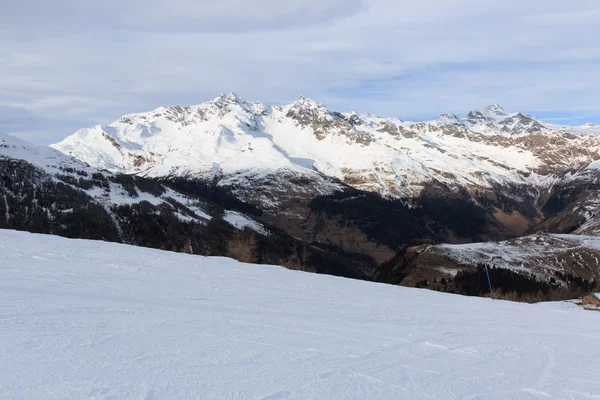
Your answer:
52,93 -> 600,236
2,93 -> 600,300
53,94 -> 600,197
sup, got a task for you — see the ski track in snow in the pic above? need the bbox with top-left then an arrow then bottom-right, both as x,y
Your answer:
1,229 -> 599,400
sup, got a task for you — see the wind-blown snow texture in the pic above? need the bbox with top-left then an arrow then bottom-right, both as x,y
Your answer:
1,229 -> 599,400
52,94 -> 600,200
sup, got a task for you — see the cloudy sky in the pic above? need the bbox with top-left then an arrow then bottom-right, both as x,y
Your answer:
2,0 -> 600,144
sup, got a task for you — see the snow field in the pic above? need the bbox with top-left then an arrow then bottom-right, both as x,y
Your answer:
1,229 -> 599,399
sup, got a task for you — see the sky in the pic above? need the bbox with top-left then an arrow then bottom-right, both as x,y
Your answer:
2,0 -> 600,144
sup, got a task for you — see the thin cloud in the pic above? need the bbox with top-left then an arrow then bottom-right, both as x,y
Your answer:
0,0 -> 599,144
3,0 -> 364,34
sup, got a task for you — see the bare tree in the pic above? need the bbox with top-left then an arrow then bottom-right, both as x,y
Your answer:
227,231 -> 257,263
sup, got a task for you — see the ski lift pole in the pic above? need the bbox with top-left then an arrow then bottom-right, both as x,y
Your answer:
484,263 -> 494,300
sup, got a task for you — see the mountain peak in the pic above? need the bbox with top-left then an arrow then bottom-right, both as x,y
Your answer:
284,96 -> 331,127
212,92 -> 248,106
464,104 -> 508,127
435,113 -> 464,126
483,104 -> 506,116
291,96 -> 322,109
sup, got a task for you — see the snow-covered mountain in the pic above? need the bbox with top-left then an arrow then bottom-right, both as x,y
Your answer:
0,131 -> 234,223
0,132 -> 213,222
0,132 -> 272,249
2,229 -> 599,399
1,132 -> 383,279
50,94 -> 600,240
52,94 -> 600,202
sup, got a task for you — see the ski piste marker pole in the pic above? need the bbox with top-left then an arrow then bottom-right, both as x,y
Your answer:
484,263 -> 494,300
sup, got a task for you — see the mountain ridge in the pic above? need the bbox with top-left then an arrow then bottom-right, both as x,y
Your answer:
51,93 -> 600,211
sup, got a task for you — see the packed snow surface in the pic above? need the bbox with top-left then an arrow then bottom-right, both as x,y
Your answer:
1,230 -> 599,400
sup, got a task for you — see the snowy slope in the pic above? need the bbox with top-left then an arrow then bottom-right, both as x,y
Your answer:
0,132 -> 213,225
1,229 -> 599,400
0,132 -> 266,234
52,94 -> 600,201
1,132 -> 86,173
425,233 -> 600,281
